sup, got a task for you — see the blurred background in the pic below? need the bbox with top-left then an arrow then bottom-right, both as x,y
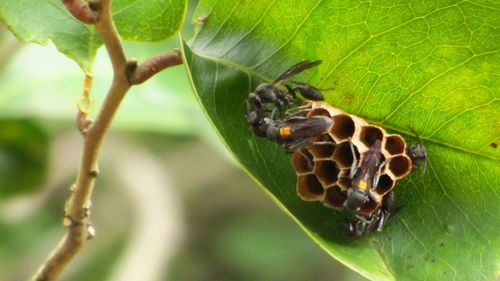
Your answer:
0,2 -> 366,280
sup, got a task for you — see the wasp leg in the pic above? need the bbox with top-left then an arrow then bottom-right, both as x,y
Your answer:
355,220 -> 367,237
284,103 -> 313,117
292,84 -> 325,101
284,138 -> 310,152
312,141 -> 336,146
348,138 -> 358,178
421,157 -> 427,176
354,214 -> 370,224
382,191 -> 395,212
372,159 -> 387,188
296,149 -> 314,171
367,190 -> 379,204
375,210 -> 387,232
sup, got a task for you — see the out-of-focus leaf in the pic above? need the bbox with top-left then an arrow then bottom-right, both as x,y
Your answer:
182,0 -> 500,280
0,41 -> 206,136
0,119 -> 48,198
0,0 -> 101,72
0,0 -> 187,72
113,0 -> 187,42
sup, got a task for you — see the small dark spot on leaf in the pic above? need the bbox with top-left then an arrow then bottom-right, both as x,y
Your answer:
443,271 -> 447,275
440,242 -> 444,247
424,257 -> 428,261
491,142 -> 497,148
432,258 -> 436,263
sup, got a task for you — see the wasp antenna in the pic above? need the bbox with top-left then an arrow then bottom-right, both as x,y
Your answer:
408,126 -> 424,144
318,86 -> 335,92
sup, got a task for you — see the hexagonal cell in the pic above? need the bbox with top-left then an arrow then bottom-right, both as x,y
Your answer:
337,176 -> 351,190
388,155 -> 412,178
311,133 -> 335,143
314,160 -> 340,186
374,174 -> 395,195
308,107 -> 331,117
359,125 -> 384,147
329,114 -> 355,141
292,148 -> 314,174
309,143 -> 336,159
323,185 -> 347,209
332,141 -> 359,168
385,135 -> 406,155
297,174 -> 324,200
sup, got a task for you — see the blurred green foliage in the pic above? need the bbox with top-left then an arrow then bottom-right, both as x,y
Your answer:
0,119 -> 48,198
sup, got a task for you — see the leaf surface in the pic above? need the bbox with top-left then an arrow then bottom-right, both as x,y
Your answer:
182,0 -> 500,280
113,0 -> 187,41
0,0 -> 186,71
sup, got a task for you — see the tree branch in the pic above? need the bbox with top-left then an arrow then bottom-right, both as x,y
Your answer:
30,0 -> 130,280
129,50 -> 183,85
32,0 -> 184,277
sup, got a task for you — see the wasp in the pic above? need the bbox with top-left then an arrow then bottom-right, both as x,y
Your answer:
343,139 -> 385,212
344,129 -> 427,237
260,115 -> 333,151
407,128 -> 428,175
340,138 -> 394,237
245,60 -> 333,151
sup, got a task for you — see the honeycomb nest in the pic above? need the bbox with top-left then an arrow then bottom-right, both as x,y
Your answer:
292,101 -> 413,217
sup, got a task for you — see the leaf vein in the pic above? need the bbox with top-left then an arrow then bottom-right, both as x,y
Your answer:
428,159 -> 490,242
251,0 -> 326,69
219,0 -> 278,57
380,51 -> 497,124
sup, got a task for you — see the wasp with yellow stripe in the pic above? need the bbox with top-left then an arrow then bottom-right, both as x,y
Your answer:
344,139 -> 385,211
342,138 -> 398,237
245,60 -> 333,151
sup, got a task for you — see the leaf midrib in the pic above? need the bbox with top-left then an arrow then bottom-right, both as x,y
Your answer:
188,50 -> 499,162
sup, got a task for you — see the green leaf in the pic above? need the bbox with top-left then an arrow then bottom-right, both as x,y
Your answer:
182,1 -> 500,280
0,0 -> 187,72
113,0 -> 187,42
0,119 -> 49,198
0,0 -> 101,72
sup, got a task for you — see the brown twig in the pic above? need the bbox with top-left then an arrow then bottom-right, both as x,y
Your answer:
129,50 -> 183,85
31,0 -> 142,281
62,0 -> 99,24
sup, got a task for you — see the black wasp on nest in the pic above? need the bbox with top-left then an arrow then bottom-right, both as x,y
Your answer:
245,60 -> 333,151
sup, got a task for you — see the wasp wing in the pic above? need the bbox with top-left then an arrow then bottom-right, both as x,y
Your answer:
282,116 -> 332,139
274,60 -> 322,84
